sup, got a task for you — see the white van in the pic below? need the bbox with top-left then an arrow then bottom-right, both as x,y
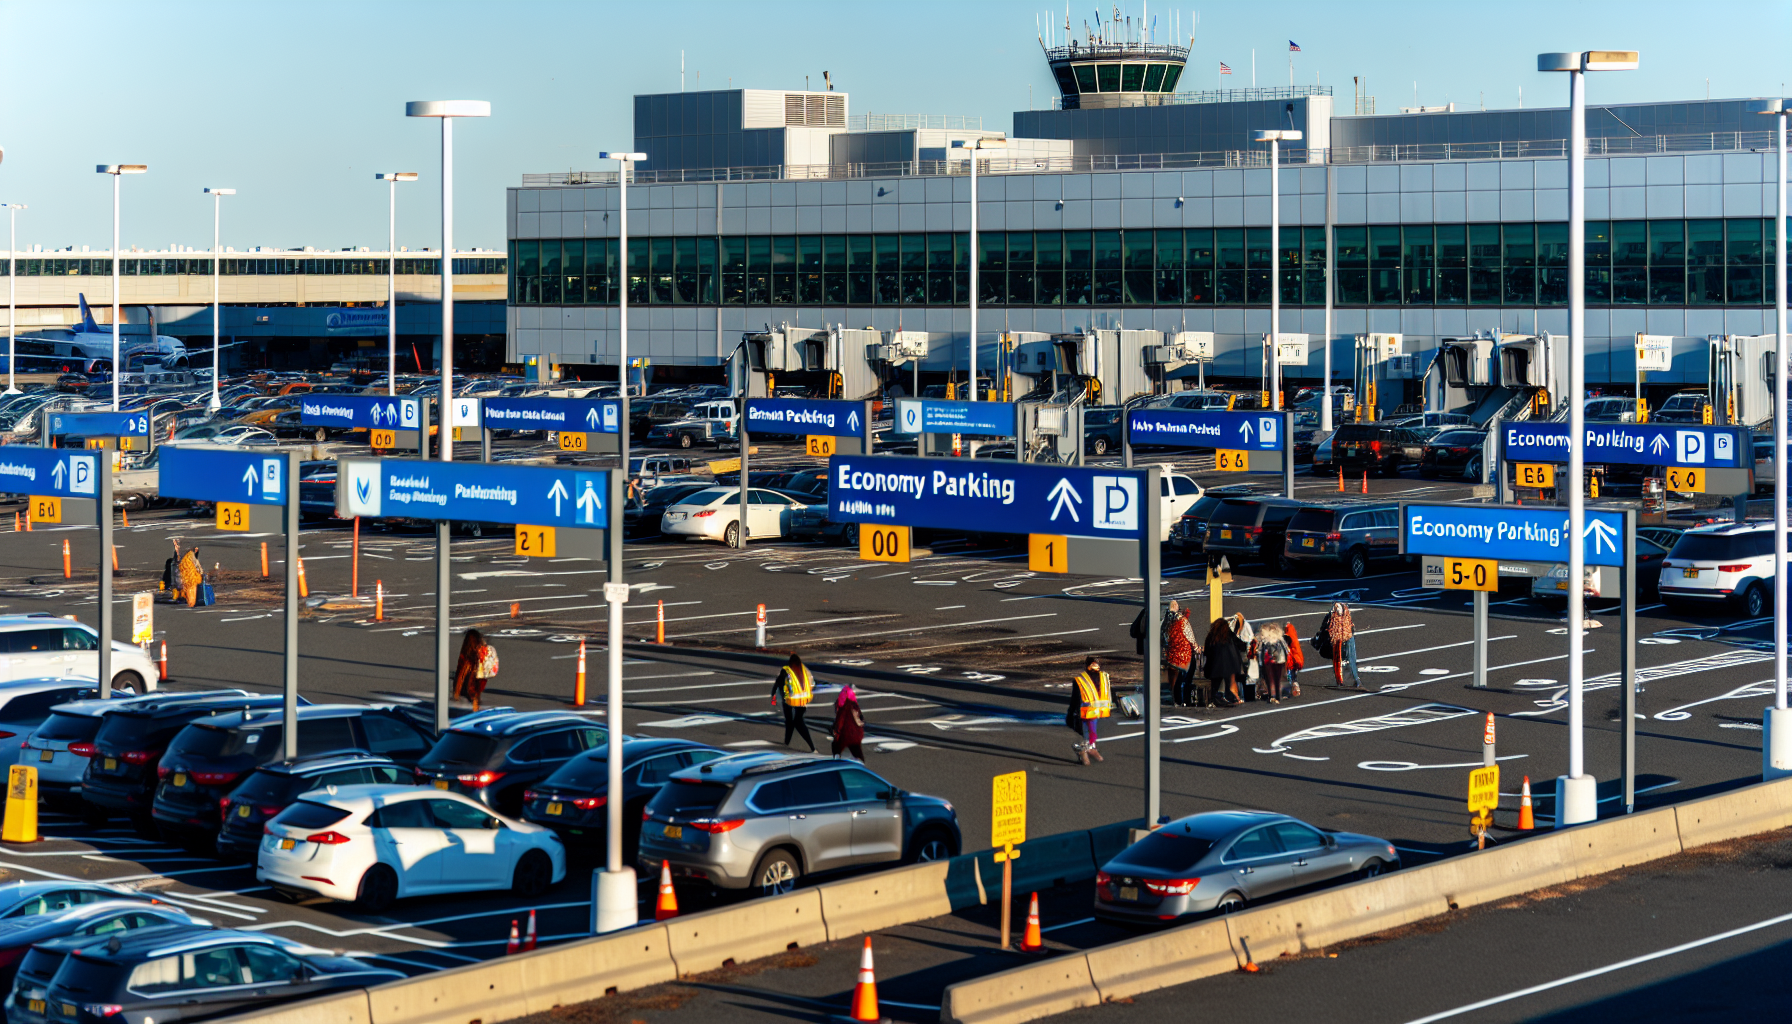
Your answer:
692,400 -> 738,440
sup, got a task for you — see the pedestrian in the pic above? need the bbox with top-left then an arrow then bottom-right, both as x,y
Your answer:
770,652 -> 817,751
452,629 -> 498,712
1322,602 -> 1362,689
831,683 -> 865,761
1283,621 -> 1305,699
1202,616 -> 1246,707
1232,613 -> 1259,701
1066,656 -> 1112,765
1165,601 -> 1197,706
1255,623 -> 1289,703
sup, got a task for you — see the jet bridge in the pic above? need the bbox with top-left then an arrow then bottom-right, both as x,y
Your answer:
1709,333 -> 1777,428
729,323 -> 882,399
1429,331 -> 1563,425
1008,328 -> 1160,405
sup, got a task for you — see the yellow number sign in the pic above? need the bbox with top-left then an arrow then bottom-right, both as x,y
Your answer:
1028,533 -> 1068,573
991,771 -> 1027,848
806,435 -> 837,457
28,496 -> 60,524
1468,764 -> 1500,816
558,431 -> 589,453
1215,449 -> 1250,472
1515,463 -> 1555,489
216,502 -> 251,532
370,428 -> 397,449
1665,466 -> 1705,493
1444,557 -> 1498,592
516,525 -> 557,558
859,524 -> 910,563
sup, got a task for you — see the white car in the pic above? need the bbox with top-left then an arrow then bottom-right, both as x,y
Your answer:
660,487 -> 814,546
1156,468 -> 1203,542
0,616 -> 158,691
0,679 -> 116,769
257,784 -> 565,911
1658,521 -> 1778,616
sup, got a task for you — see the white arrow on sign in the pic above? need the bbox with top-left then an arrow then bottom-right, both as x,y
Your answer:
547,479 -> 570,516
1649,434 -> 1669,455
1585,518 -> 1619,556
847,409 -> 861,433
51,462 -> 66,488
1241,421 -> 1254,442
241,466 -> 258,497
586,408 -> 600,429
576,481 -> 600,522
1047,478 -> 1083,523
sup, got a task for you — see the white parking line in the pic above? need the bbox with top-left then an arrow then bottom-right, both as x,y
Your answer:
879,627 -> 1100,656
784,613 -> 1057,646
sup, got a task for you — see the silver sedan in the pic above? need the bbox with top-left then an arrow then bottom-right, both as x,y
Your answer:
1094,810 -> 1399,923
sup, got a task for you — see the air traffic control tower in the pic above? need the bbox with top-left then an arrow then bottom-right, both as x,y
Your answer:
1044,23 -> 1188,109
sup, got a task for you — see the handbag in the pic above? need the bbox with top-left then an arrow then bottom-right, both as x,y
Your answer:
1246,658 -> 1260,683
476,644 -> 500,678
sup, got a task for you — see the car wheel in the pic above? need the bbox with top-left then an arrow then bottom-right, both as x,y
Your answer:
355,864 -> 398,912
1213,890 -> 1247,915
906,828 -> 957,864
512,849 -> 553,897
1463,456 -> 1483,482
1738,582 -> 1768,618
1092,437 -> 1109,456
112,670 -> 145,694
723,521 -> 741,547
1354,858 -> 1388,880
841,523 -> 859,547
679,433 -> 693,449
1346,548 -> 1370,580
753,848 -> 801,896
1272,548 -> 1292,574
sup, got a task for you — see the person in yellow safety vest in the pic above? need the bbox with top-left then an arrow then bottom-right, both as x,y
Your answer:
769,652 -> 817,752
1069,655 -> 1112,765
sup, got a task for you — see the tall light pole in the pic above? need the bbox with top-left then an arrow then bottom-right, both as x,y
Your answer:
96,165 -> 146,410
1755,98 -> 1792,779
960,137 -> 1006,401
2,203 -> 24,396
1538,50 -> 1637,826
376,173 -> 418,395
1254,129 -> 1302,417
203,188 -> 235,410
595,149 -> 644,936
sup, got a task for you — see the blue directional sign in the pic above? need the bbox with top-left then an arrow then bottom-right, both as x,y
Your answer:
482,398 -> 620,434
157,448 -> 288,505
299,395 -> 421,431
1500,423 -> 1747,467
827,454 -> 1146,540
337,458 -> 610,529
744,399 -> 869,440
0,448 -> 100,498
48,411 -> 149,437
1127,409 -> 1289,451
1401,502 -> 1626,568
895,399 -> 1018,437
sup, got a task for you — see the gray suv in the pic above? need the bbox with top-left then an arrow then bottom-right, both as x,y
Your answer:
637,753 -> 960,895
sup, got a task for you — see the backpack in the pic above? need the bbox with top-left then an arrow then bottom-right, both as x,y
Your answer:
1313,615 -> 1335,659
476,644 -> 500,678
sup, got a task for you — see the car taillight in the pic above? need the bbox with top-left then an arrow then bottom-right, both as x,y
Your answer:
456,771 -> 506,788
688,818 -> 743,833
1370,440 -> 1382,453
572,796 -> 606,810
1717,564 -> 1751,573
69,742 -> 95,757
1143,877 -> 1201,896
120,750 -> 156,765
156,765 -> 173,779
81,1005 -> 124,1018
1247,526 -> 1262,537
259,806 -> 281,816
1325,532 -> 1342,541
522,790 -> 537,802
305,831 -> 352,845
219,798 -> 232,814
1095,870 -> 1115,897
1449,447 -> 1470,455
693,509 -> 717,517
191,771 -> 239,785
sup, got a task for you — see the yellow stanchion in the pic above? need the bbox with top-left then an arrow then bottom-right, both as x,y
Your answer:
2,765 -> 39,843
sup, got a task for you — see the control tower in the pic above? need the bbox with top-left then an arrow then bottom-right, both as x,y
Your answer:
1042,14 -> 1188,109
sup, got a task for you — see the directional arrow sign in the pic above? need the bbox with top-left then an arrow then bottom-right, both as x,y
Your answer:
482,398 -> 620,434
744,398 -> 872,441
1047,478 -> 1083,523
336,458 -> 610,529
1500,423 -> 1747,468
1126,409 -> 1289,452
50,412 -> 150,437
889,399 -> 1017,437
301,395 -> 422,431
158,448 -> 288,505
547,479 -> 569,516
1401,502 -> 1626,568
827,455 -> 1145,540
0,448 -> 98,499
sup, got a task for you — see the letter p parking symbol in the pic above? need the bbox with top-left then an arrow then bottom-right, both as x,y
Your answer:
1092,476 -> 1139,533
1675,430 -> 1706,464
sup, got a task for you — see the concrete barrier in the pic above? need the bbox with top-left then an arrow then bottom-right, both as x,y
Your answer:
819,858 -> 953,941
515,924 -> 678,1013
939,954 -> 1102,1024
971,828 -> 1097,899
208,989 -> 374,1024
1561,804 -> 1682,875
1083,918 -> 1235,1001
1421,830 -> 1579,911
1675,776 -> 1792,849
1224,866 -> 1452,962
664,887 -> 829,973
367,956 -> 525,1024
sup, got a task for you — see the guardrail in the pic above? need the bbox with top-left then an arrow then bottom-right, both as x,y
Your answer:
206,819 -> 1140,1024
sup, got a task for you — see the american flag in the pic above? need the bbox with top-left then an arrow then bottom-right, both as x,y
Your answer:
1219,62 -> 1232,74
1289,40 -> 1302,52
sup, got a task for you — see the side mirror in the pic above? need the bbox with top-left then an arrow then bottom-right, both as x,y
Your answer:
484,816 -> 502,830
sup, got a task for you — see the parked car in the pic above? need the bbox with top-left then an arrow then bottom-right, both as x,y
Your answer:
1417,429 -> 1488,480
0,681 -> 117,770
1531,534 -> 1672,604
216,752 -> 416,861
1282,501 -> 1403,579
521,738 -> 726,858
1167,487 -> 1257,555
82,692 -> 294,831
152,704 -> 434,847
1659,521 -> 1780,615
1583,396 -> 1638,423
0,615 -> 159,692
258,785 -> 566,910
38,927 -> 403,1023
8,924 -> 209,1024
0,883 -> 146,921
1392,426 -> 1441,462
0,901 -> 204,992
661,487 -> 818,545
643,416 -> 721,449
638,752 -> 960,895
1331,424 -> 1410,477
413,710 -> 606,816
1093,811 -> 1398,924
1153,470 -> 1204,542
1083,406 -> 1124,456
1200,497 -> 1308,572
623,482 -> 715,538
23,691 -> 253,814
1651,391 -> 1711,424
1308,431 -> 1336,476
629,400 -> 695,439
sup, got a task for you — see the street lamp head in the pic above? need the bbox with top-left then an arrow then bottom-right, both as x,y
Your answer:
0,204 -> 24,210
377,172 -> 420,182
405,100 -> 490,118
598,152 -> 648,161
95,165 -> 147,175
1251,129 -> 1303,141
1537,51 -> 1638,72
203,188 -> 236,196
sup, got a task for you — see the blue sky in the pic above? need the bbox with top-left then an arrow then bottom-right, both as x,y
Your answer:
1,0 -> 1787,253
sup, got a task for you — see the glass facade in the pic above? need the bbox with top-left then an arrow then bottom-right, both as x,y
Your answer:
511,219 -> 1784,307
0,257 -> 504,277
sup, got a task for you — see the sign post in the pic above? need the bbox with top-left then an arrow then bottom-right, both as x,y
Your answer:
991,770 -> 1026,949
0,449 -> 113,690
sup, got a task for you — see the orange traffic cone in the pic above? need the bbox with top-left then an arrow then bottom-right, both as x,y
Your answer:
1019,891 -> 1044,952
1337,467 -> 1345,492
1360,471 -> 1368,494
374,580 -> 384,622
1518,775 -> 1535,830
848,936 -> 879,1022
573,638 -> 587,707
505,919 -> 519,955
158,640 -> 169,683
62,539 -> 71,580
655,859 -> 679,920
523,909 -> 537,951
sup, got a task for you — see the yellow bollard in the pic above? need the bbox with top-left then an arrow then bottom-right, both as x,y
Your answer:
2,765 -> 38,843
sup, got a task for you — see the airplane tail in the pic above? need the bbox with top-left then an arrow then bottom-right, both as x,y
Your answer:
76,294 -> 100,332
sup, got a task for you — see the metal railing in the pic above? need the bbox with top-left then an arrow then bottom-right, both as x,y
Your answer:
1048,84 -> 1331,109
846,114 -> 983,132
1043,42 -> 1190,61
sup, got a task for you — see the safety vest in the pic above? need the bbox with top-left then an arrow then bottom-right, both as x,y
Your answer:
1074,670 -> 1112,719
780,665 -> 815,707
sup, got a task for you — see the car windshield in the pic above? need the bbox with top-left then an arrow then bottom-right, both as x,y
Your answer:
544,748 -> 612,789
426,731 -> 503,766
1208,500 -> 1263,526
93,713 -> 163,750
269,800 -> 352,830
231,769 -> 306,807
647,779 -> 729,818
34,711 -> 102,743
1331,425 -> 1382,442
46,955 -> 126,997
1286,508 -> 1337,532
1120,830 -> 1217,872
1084,409 -> 1119,425
1670,531 -> 1772,561
1661,394 -> 1704,410
166,724 -> 269,760
1432,431 -> 1483,446
1182,495 -> 1227,521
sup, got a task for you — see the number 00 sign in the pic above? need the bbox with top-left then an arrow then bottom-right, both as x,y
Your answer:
859,524 -> 910,563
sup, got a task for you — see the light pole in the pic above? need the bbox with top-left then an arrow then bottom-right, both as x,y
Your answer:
594,149 -> 645,935
376,173 -> 419,395
1253,129 -> 1302,417
960,137 -> 1007,401
96,165 -> 146,410
1754,98 -> 1792,778
203,188 -> 235,410
1538,49 -> 1637,826
2,203 -> 24,396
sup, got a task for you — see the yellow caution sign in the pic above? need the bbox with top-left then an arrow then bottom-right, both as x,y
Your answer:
991,771 -> 1027,848
859,524 -> 911,563
3,765 -> 38,843
1215,450 -> 1250,472
806,435 -> 837,457
28,496 -> 60,525
1028,533 -> 1068,573
1468,764 -> 1499,819
558,431 -> 589,453
216,502 -> 251,531
1665,466 -> 1706,493
1514,463 -> 1555,489
371,428 -> 397,449
516,525 -> 557,557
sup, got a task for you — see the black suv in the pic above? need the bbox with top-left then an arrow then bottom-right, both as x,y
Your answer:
1200,497 -> 1308,571
83,693 -> 294,832
414,710 -> 606,816
1282,501 -> 1403,578
8,926 -> 204,1024
1332,424 -> 1409,476
629,400 -> 694,438
152,704 -> 434,847
40,929 -> 401,1024
522,737 -> 724,858
215,752 -> 416,861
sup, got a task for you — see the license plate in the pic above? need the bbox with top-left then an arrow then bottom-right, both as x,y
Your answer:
547,802 -> 563,816
665,512 -> 686,522
237,804 -> 251,818
173,773 -> 187,787
104,758 -> 117,771
662,824 -> 683,839
1301,538 -> 1314,548
27,1000 -> 42,1014
1220,529 -> 1232,539
38,749 -> 52,763
1683,568 -> 1700,578
1120,886 -> 1139,902
434,780 -> 450,790
1555,581 -> 1569,589
279,838 -> 296,850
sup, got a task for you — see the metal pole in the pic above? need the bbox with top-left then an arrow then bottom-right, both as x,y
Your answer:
1622,509 -> 1637,811
1472,589 -> 1488,687
97,465 -> 113,698
1770,106 -> 1791,778
111,173 -> 120,411
284,451 -> 300,760
8,206 -> 18,395
606,585 -> 625,873
389,176 -> 397,396
211,193 -> 221,411
440,117 -> 455,463
1323,165 -> 1334,432
435,520 -> 451,735
617,159 -> 631,518
1559,65 -> 1596,826
969,147 -> 978,400
1282,411 -> 1294,500
1269,137 -> 1280,414
1143,466 -> 1162,826
737,417 -> 750,549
